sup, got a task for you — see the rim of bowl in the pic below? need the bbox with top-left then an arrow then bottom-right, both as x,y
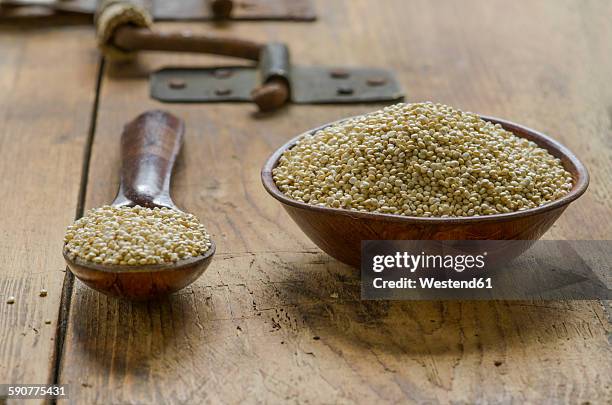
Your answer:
63,240 -> 216,273
261,115 -> 589,224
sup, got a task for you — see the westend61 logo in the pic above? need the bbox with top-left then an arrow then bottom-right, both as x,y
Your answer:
361,240 -> 612,300
372,251 -> 487,273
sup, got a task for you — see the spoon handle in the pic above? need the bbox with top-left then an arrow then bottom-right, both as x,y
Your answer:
113,110 -> 185,209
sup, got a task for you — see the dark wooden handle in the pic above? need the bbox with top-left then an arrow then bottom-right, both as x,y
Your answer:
209,0 -> 233,19
112,27 -> 290,111
113,26 -> 262,61
113,110 -> 185,209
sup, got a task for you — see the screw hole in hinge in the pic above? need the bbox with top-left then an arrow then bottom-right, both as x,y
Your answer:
215,88 -> 232,96
366,76 -> 387,86
336,86 -> 354,95
330,69 -> 350,79
167,79 -> 186,89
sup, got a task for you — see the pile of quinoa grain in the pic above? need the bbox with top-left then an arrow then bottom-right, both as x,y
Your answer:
273,102 -> 573,217
64,205 -> 212,265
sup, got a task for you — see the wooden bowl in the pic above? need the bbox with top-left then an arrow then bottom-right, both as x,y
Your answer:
261,116 -> 589,268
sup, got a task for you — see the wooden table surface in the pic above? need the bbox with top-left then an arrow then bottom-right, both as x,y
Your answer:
1,1 -> 611,403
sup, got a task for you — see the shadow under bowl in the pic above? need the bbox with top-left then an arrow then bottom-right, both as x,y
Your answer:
261,116 -> 589,268
63,241 -> 215,301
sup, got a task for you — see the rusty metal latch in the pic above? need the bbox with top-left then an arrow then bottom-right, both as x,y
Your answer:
150,43 -> 404,106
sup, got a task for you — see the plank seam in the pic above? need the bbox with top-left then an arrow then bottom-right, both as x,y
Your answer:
50,56 -> 106,399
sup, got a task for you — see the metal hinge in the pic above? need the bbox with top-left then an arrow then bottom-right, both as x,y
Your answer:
151,43 -> 404,105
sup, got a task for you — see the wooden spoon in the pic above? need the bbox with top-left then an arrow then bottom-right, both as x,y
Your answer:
63,110 -> 215,300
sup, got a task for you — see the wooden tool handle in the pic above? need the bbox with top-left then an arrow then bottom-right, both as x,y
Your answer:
113,110 -> 185,209
113,28 -> 290,111
113,26 -> 262,61
209,0 -> 233,19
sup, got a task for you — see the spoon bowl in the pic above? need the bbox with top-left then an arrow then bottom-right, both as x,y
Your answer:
64,110 -> 215,300
261,115 -> 589,268
63,241 -> 215,300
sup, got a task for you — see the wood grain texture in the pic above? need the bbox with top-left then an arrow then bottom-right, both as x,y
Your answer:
56,0 -> 612,403
0,24 -> 99,391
